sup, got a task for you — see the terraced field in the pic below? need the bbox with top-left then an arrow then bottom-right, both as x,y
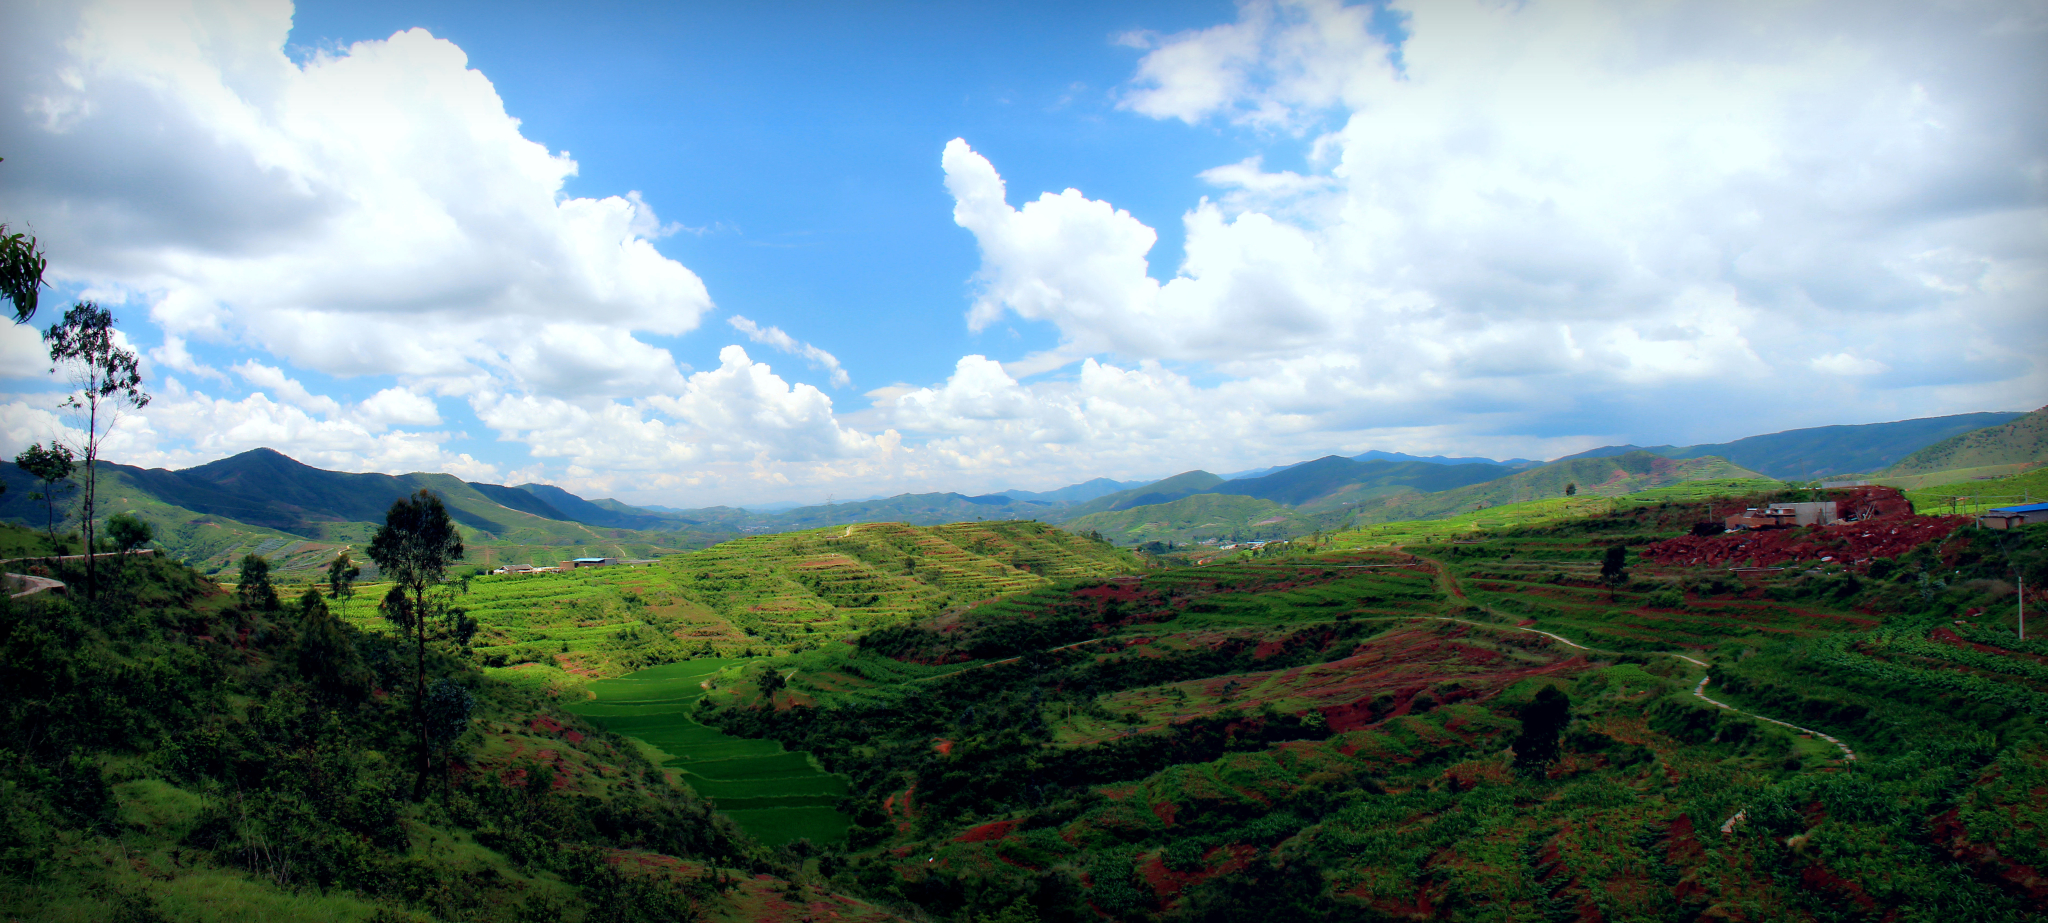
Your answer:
691,494 -> 2048,921
334,520 -> 1139,690
564,658 -> 853,847
1333,478 -> 1782,549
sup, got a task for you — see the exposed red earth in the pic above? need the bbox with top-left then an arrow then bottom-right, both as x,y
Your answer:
1642,513 -> 1968,570
1138,844 -> 1258,907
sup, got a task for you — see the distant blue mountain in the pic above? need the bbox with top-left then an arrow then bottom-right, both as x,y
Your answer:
996,477 -> 1146,504
1550,411 -> 2027,480
1353,449 -> 1538,468
1226,450 -> 1533,480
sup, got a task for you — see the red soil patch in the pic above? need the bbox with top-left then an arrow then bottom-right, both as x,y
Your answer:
1799,862 -> 1891,918
1932,627 -> 2048,666
1642,511 -> 1967,571
953,819 -> 1019,843
1151,800 -> 1178,827
934,739 -> 954,756
1138,845 -> 1257,905
1932,806 -> 2048,904
1658,814 -> 1720,905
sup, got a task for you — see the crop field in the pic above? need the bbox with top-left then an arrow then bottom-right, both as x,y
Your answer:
692,490 -> 2048,921
563,658 -> 853,847
332,519 -> 1138,691
1331,478 -> 1783,549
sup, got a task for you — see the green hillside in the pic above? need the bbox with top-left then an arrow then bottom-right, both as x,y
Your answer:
1352,451 -> 1764,526
0,453 -> 721,577
1060,493 -> 1300,547
333,520 -> 1142,692
1053,470 -> 1226,520
692,496 -> 2048,921
13,478 -> 2048,921
1208,455 -> 1512,506
1884,405 -> 2048,476
0,553 -> 904,922
1903,464 -> 2048,516
762,492 -> 1054,528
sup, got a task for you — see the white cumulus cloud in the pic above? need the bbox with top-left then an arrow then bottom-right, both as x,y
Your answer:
0,0 -> 712,398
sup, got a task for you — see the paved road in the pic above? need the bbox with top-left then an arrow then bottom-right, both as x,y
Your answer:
5,573 -> 65,598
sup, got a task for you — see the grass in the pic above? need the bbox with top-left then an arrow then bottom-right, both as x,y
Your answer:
675,492 -> 2048,919
563,658 -> 853,847
1328,478 -> 1783,549
1902,465 -> 2048,515
326,520 -> 1140,691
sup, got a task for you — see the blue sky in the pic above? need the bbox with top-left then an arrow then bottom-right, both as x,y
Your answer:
1,0 -> 2042,507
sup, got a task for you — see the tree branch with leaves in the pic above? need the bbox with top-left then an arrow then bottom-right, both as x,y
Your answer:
45,302 -> 150,600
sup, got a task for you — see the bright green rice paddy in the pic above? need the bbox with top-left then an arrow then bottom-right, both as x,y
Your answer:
563,658 -> 851,847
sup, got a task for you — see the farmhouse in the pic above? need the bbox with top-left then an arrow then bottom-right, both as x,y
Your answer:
1726,501 -> 1839,530
1978,501 -> 2048,530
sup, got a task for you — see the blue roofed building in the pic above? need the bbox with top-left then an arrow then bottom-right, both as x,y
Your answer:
1979,502 -> 2048,530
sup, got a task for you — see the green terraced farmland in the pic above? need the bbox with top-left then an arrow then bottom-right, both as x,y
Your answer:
563,658 -> 852,847
340,519 -> 1141,691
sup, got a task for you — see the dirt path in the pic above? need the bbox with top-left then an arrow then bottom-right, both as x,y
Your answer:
1424,557 -> 1856,765
3,550 -> 156,600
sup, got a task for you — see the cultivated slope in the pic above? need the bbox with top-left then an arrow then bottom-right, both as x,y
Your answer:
411,519 -> 1144,688
690,496 -> 2048,920
1059,493 -> 1299,547
1353,451 -> 1763,525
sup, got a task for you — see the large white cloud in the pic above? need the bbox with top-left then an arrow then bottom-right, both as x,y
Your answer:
939,0 -> 2046,462
4,0 -> 2043,507
0,0 -> 712,396
472,346 -> 895,500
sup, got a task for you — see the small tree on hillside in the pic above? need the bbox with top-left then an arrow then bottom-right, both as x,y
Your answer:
1512,686 -> 1571,774
368,489 -> 468,800
14,442 -> 75,551
327,550 -> 362,620
238,553 -> 280,611
1565,482 -> 1577,497
106,513 -> 152,555
45,302 -> 149,600
1600,544 -> 1629,599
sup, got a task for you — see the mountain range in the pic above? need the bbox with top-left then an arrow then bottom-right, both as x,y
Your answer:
2,408 -> 2040,569
1555,410 -> 2026,479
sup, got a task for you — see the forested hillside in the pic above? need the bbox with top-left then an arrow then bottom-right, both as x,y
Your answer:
0,552 -> 899,921
0,451 -> 719,577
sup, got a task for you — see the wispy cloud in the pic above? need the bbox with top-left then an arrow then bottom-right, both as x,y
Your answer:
727,316 -> 851,387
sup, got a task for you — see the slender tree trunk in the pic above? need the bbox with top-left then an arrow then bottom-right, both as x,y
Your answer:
414,588 -> 429,801
82,396 -> 97,600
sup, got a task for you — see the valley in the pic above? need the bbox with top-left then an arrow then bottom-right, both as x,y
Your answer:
4,406 -> 2047,921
